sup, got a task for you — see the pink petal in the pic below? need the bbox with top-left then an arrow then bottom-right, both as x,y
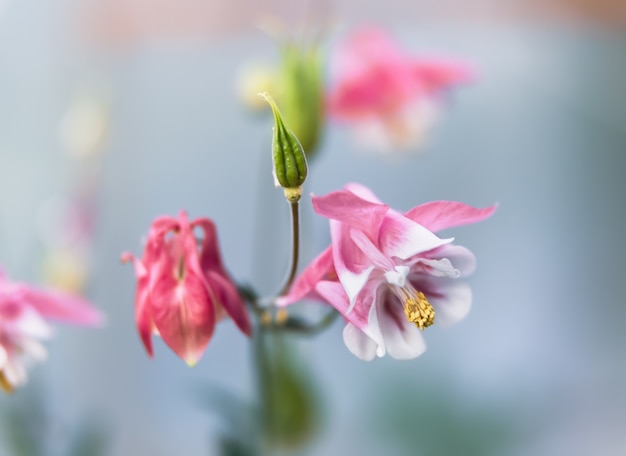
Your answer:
140,217 -> 179,273
145,217 -> 179,255
191,217 -> 227,276
122,252 -> 155,357
328,65 -> 416,120
176,211 -> 216,284
412,59 -> 475,92
147,216 -> 179,237
330,220 -> 375,308
328,27 -> 446,121
277,246 -> 334,306
404,201 -> 497,233
149,256 -> 215,366
315,279 -> 380,334
20,286 -> 103,327
190,217 -> 251,336
379,210 -> 452,259
343,183 -> 383,204
319,280 -> 388,360
349,228 -> 395,270
314,281 -> 354,318
205,270 -> 251,336
312,189 -> 389,241
330,27 -> 410,94
335,27 -> 406,71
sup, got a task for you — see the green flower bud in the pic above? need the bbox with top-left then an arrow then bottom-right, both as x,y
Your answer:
259,92 -> 308,201
278,44 -> 325,159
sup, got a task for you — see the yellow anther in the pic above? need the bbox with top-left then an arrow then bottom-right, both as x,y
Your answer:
261,311 -> 272,327
260,308 -> 288,327
0,371 -> 14,394
275,308 -> 288,325
403,291 -> 435,330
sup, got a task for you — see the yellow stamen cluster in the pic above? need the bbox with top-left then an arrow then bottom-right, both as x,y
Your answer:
261,308 -> 289,327
404,291 -> 435,330
0,371 -> 14,394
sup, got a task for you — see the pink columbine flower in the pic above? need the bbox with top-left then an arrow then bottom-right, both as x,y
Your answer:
327,26 -> 474,152
0,268 -> 103,392
278,184 -> 495,361
122,211 -> 251,366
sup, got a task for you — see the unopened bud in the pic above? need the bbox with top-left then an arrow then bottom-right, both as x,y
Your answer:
259,92 -> 308,200
278,44 -> 324,159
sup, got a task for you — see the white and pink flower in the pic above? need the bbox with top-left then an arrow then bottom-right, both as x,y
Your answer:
327,27 -> 474,152
0,268 -> 103,392
279,184 -> 495,361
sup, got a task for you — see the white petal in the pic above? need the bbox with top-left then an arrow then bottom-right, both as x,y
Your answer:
0,345 -> 7,370
340,266 -> 373,314
429,280 -> 472,327
343,323 -> 378,361
383,265 -> 410,287
416,257 -> 460,278
20,339 -> 48,362
431,244 -> 477,277
3,360 -> 28,387
12,307 -> 54,340
378,299 -> 427,360
330,220 -> 375,312
366,297 -> 386,358
351,119 -> 396,153
379,211 -> 453,260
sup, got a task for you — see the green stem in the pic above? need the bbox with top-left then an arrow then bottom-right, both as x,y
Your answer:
277,199 -> 300,298
242,199 -> 300,311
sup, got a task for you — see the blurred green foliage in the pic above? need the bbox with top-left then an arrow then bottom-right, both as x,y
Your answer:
367,373 -> 526,456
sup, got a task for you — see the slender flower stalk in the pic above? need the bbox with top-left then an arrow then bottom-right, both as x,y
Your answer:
278,200 -> 301,298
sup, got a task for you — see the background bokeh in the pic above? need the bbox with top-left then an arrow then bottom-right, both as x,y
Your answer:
1,0 -> 625,455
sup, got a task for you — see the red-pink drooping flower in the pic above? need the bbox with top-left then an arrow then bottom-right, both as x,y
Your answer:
122,211 -> 251,366
278,184 -> 495,361
0,268 -> 103,392
327,27 -> 474,152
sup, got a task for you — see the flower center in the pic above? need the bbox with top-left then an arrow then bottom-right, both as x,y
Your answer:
401,289 -> 435,330
383,266 -> 435,330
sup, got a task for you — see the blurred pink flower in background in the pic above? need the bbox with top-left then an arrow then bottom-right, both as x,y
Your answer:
122,211 -> 251,366
279,184 -> 495,361
327,27 -> 474,153
0,268 -> 103,393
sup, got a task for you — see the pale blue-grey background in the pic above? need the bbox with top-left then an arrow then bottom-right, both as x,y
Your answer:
1,1 -> 625,455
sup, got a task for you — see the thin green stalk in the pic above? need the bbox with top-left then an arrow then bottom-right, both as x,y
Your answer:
277,199 -> 300,298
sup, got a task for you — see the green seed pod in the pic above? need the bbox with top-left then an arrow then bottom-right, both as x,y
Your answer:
259,92 -> 308,197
